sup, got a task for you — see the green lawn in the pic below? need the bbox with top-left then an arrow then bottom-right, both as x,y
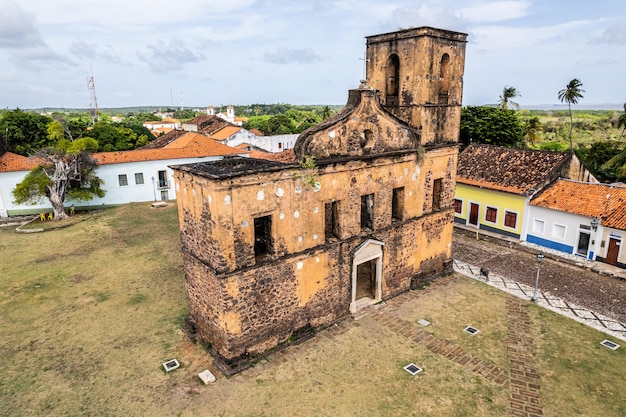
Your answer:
0,203 -> 624,416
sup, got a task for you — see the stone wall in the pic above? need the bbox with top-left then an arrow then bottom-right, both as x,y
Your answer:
181,206 -> 453,371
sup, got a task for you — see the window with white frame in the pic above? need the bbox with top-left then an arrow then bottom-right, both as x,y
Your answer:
552,223 -> 566,240
454,199 -> 462,214
485,207 -> 497,223
118,174 -> 128,186
532,219 -> 545,234
134,173 -> 144,185
504,210 -> 517,228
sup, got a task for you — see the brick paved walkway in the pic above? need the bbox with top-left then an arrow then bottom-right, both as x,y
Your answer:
245,278 -> 551,416
371,292 -> 510,387
382,290 -> 545,417
506,297 -> 542,417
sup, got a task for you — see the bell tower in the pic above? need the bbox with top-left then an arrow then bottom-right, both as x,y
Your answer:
365,27 -> 467,145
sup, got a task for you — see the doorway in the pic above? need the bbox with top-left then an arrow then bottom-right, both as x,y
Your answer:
356,260 -> 376,300
350,239 -> 384,313
606,237 -> 621,265
469,203 -> 479,226
576,231 -> 591,257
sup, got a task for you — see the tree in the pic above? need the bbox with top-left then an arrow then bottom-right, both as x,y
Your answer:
321,106 -> 334,120
12,138 -> 105,220
617,103 -> 626,141
575,140 -> 623,182
460,106 -> 524,146
558,78 -> 585,150
498,86 -> 521,110
173,109 -> 197,120
599,140 -> 626,181
522,117 -> 542,146
1,109 -> 53,155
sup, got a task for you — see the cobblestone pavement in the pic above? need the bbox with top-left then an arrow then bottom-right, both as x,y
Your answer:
453,259 -> 626,342
453,231 -> 626,341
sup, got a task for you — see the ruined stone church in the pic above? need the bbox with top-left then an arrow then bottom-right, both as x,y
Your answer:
172,26 -> 467,373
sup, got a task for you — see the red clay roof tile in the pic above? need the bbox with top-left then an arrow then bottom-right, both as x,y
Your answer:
457,144 -> 572,195
531,179 -> 626,230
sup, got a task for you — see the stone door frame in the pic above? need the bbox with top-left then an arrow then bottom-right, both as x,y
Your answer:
350,239 -> 384,313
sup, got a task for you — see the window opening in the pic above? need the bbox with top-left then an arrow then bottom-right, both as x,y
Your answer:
324,201 -> 340,241
134,173 -> 144,185
432,179 -> 443,211
454,199 -> 462,214
392,187 -> 404,221
553,224 -> 566,239
386,54 -> 400,101
158,170 -> 168,188
254,215 -> 272,257
532,219 -> 545,234
361,194 -> 374,230
361,129 -> 375,153
485,207 -> 497,223
160,190 -> 168,201
504,211 -> 517,228
118,174 -> 128,187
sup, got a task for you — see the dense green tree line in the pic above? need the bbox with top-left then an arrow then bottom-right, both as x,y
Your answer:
243,109 -> 324,135
0,109 -> 153,155
460,104 -> 626,183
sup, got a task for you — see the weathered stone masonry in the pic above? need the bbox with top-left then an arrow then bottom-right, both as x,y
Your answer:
172,26 -> 467,373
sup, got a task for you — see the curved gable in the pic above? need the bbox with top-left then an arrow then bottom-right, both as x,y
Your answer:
294,86 -> 419,159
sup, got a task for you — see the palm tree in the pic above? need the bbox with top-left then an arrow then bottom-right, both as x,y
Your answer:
523,117 -> 542,146
557,78 -> 585,150
498,86 -> 521,110
617,102 -> 626,141
321,106 -> 333,120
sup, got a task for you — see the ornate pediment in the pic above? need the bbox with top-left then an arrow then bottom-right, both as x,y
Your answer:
294,86 -> 419,160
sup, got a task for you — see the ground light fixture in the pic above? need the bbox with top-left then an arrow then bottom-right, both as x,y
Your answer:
403,363 -> 423,376
531,253 -> 545,302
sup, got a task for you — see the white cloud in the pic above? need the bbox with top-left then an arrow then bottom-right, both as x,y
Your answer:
592,24 -> 626,45
471,20 -> 593,50
137,39 -> 206,73
23,0 -> 257,26
391,4 -> 467,32
460,1 -> 532,23
261,47 -> 323,65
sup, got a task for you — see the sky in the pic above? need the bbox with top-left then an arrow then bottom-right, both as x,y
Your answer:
1,0 -> 625,110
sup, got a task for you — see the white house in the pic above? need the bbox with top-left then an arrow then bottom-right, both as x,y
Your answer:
224,133 -> 298,153
525,179 -> 626,268
179,114 -> 299,154
142,118 -> 181,130
0,133 -> 248,217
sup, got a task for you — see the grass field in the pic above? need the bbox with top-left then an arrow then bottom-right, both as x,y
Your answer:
0,203 -> 624,416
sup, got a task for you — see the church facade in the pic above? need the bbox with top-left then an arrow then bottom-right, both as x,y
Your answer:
172,26 -> 467,373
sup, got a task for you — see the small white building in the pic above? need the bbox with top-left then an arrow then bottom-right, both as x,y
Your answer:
0,133 -> 248,217
525,179 -> 626,268
224,133 -> 298,153
142,118 -> 181,130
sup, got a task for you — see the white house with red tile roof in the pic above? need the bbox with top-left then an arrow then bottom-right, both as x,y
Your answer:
0,133 -> 248,217
142,118 -> 181,130
527,179 -> 626,267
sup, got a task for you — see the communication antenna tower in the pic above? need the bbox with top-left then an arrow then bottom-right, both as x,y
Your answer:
87,66 -> 99,124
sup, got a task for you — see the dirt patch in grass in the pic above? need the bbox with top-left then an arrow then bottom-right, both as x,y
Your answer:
1,202 -> 624,416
